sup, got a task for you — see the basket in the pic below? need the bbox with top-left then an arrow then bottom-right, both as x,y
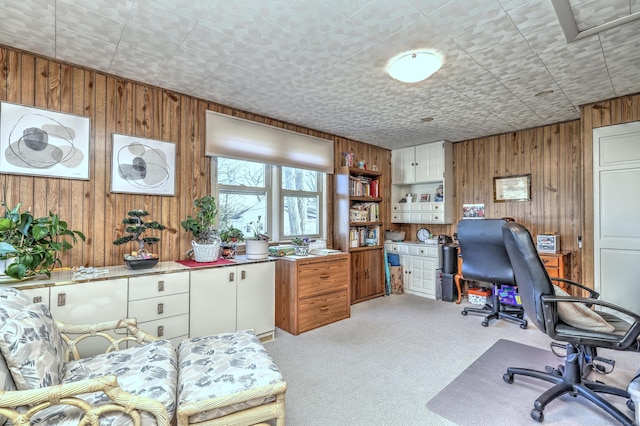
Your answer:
192,240 -> 221,262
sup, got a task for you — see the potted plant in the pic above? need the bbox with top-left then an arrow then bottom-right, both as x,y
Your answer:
0,201 -> 85,280
113,209 -> 165,269
220,225 -> 245,259
291,237 -> 310,256
181,195 -> 221,262
245,216 -> 270,260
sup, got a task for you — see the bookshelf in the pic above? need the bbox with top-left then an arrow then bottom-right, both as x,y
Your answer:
335,166 -> 384,303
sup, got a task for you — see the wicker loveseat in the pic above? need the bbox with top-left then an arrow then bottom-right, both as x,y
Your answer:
0,287 -> 286,425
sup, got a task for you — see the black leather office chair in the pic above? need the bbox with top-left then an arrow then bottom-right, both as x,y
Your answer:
458,218 -> 527,328
502,222 -> 640,425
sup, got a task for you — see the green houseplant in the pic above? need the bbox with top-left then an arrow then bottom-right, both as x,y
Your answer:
220,225 -> 244,259
113,209 -> 165,268
0,202 -> 85,280
181,195 -> 221,262
245,216 -> 270,260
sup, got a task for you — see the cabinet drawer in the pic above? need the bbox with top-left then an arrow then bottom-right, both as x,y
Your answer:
409,245 -> 438,257
128,293 -> 189,323
539,256 -> 560,267
128,272 -> 189,300
298,290 -> 349,333
298,259 -> 348,298
138,314 -> 189,340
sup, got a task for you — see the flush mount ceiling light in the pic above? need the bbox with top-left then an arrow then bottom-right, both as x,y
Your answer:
385,50 -> 443,83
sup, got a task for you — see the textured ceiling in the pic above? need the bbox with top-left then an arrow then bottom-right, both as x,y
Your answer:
1,0 -> 640,150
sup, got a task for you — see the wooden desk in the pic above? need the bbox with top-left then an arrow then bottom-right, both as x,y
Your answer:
454,251 -> 572,302
454,255 -> 464,304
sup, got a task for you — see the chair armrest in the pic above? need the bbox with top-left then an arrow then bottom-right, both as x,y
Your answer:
55,318 -> 159,361
541,294 -> 640,348
0,375 -> 170,426
549,277 -> 599,299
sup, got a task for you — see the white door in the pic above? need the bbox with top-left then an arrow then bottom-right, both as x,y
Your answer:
415,142 -> 443,182
236,261 -> 275,338
189,267 -> 237,337
593,121 -> 640,314
392,146 -> 415,183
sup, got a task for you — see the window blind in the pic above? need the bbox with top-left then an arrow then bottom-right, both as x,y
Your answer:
206,111 -> 334,174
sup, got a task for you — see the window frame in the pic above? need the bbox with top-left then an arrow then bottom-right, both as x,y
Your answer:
212,157 -> 327,243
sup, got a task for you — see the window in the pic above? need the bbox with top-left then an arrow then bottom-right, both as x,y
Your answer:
215,158 -> 325,242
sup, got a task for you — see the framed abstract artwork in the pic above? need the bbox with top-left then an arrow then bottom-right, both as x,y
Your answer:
0,101 -> 90,180
111,134 -> 176,196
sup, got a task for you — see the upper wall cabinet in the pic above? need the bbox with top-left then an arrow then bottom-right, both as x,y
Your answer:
391,141 -> 453,224
392,142 -> 447,184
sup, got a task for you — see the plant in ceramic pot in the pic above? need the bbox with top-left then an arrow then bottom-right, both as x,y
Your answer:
245,216 -> 270,260
0,201 -> 85,280
219,225 -> 244,259
291,237 -> 310,256
113,209 -> 165,269
181,195 -> 221,262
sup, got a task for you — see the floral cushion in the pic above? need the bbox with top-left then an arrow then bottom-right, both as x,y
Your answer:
0,287 -> 31,426
177,330 -> 284,423
26,339 -> 178,426
0,302 -> 66,390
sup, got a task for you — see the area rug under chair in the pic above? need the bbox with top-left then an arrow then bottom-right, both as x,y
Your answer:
426,339 -> 635,426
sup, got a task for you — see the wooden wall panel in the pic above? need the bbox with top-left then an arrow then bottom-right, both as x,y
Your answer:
0,45 -> 388,269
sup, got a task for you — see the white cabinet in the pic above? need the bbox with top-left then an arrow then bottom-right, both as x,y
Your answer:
391,141 -> 453,224
128,271 -> 190,346
392,142 -> 447,184
386,242 -> 440,299
49,279 -> 129,357
190,262 -> 275,340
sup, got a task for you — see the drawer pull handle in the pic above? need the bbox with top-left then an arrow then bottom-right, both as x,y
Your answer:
157,325 -> 164,337
158,281 -> 165,292
320,274 -> 330,279
57,293 -> 66,307
230,272 -> 235,282
241,270 -> 246,280
158,303 -> 164,314
319,306 -> 329,312
542,259 -> 549,264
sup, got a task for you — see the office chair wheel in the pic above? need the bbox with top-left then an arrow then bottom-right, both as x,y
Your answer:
503,373 -> 514,384
627,399 -> 635,412
520,323 -> 528,329
531,409 -> 544,422
481,320 -> 489,327
461,310 -> 468,316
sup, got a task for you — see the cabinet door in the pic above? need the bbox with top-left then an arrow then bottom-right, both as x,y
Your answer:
414,142 -> 443,182
392,146 -> 415,184
350,250 -> 384,303
408,255 -> 437,298
19,287 -> 50,305
190,267 -> 237,338
49,279 -> 128,357
236,262 -> 275,339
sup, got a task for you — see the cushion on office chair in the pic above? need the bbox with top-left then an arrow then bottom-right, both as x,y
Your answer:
553,285 -> 615,333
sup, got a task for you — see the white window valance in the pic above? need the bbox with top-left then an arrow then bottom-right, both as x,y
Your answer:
205,111 -> 334,174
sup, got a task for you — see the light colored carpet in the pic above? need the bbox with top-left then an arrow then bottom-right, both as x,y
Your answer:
427,338 -> 634,425
263,294 -> 638,426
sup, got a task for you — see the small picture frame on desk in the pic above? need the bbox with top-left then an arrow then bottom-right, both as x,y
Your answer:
420,194 -> 430,202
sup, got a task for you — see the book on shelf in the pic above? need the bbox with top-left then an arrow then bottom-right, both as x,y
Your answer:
348,225 -> 381,248
350,202 -> 379,222
348,175 -> 380,198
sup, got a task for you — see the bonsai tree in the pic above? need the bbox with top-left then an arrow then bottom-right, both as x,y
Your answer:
113,209 -> 165,259
181,195 -> 219,244
0,201 -> 85,280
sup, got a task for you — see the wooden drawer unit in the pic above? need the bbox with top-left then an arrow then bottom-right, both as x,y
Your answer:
539,251 -> 571,289
276,253 -> 350,335
297,289 -> 349,333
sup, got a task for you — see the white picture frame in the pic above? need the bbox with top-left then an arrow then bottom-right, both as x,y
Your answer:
0,101 -> 90,180
111,133 -> 176,196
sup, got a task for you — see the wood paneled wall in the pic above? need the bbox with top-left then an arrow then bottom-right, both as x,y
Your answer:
395,120 -> 584,282
0,45 -> 391,269
581,93 -> 640,287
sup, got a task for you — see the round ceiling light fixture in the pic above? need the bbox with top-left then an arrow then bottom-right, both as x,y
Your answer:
385,49 -> 443,83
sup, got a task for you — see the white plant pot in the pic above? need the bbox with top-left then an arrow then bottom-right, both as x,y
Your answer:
245,239 -> 269,260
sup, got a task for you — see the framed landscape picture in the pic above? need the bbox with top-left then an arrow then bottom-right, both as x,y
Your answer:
111,134 -> 176,196
0,101 -> 90,180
